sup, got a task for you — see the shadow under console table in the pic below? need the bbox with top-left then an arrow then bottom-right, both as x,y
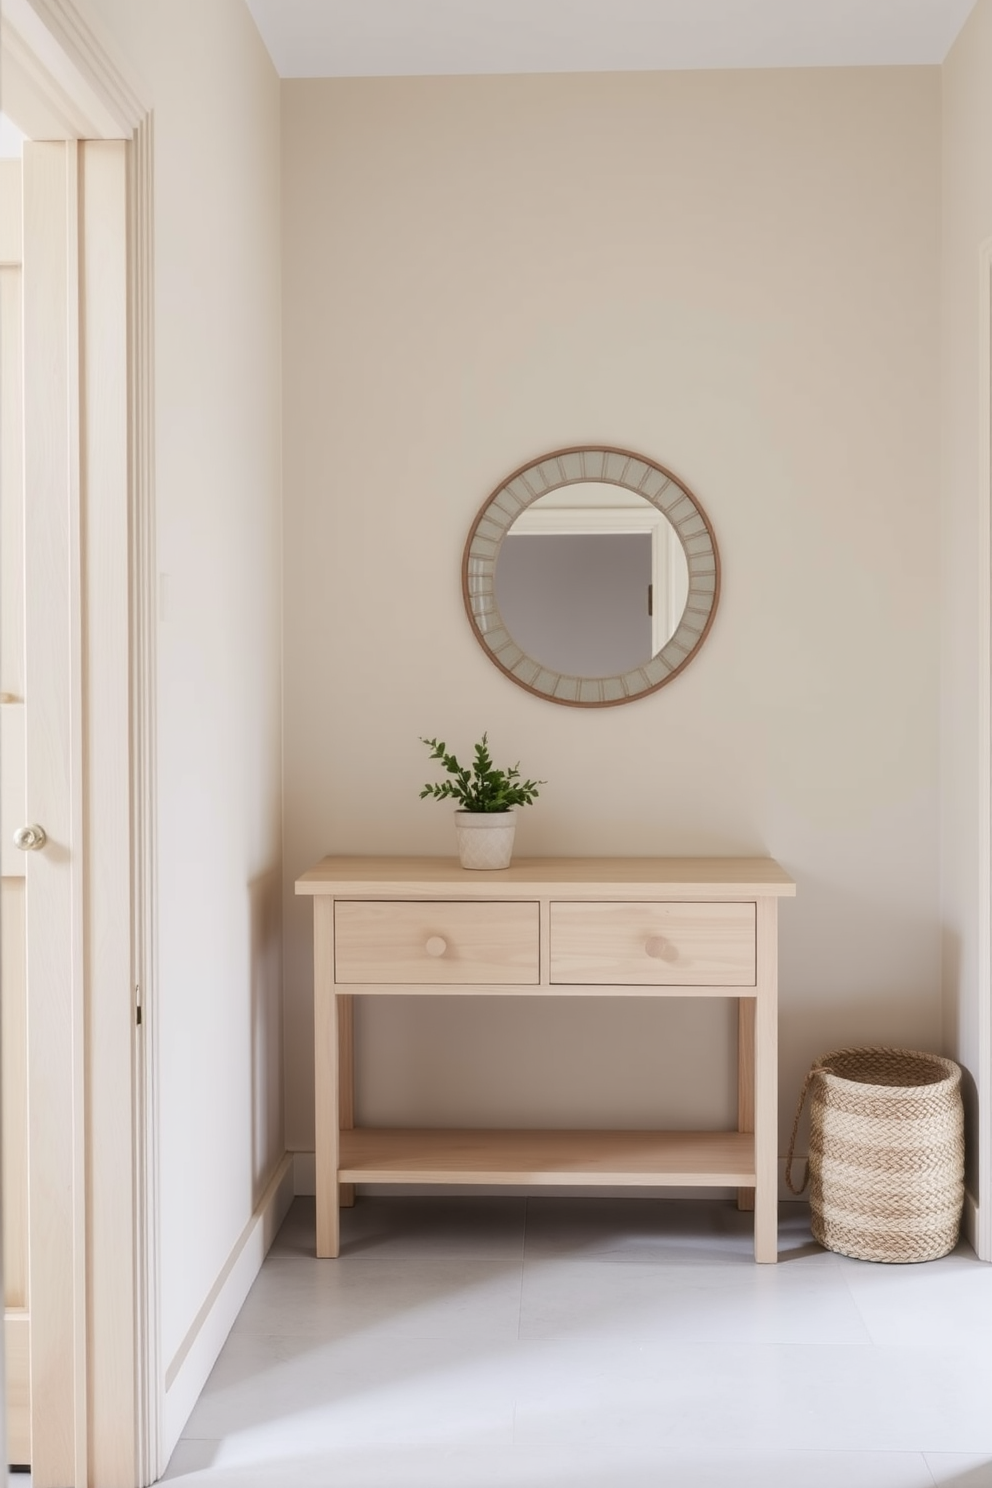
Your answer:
296,855 -> 795,1262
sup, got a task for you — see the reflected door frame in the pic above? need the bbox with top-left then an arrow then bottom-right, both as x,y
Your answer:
1,1 -> 161,1482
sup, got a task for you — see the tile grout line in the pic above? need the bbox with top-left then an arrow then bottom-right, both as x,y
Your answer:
511,1196 -> 530,1444
517,1195 -> 530,1342
920,1449 -> 941,1487
831,1250 -> 882,1348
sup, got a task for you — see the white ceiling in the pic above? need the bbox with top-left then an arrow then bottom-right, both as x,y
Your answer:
244,0 -> 978,79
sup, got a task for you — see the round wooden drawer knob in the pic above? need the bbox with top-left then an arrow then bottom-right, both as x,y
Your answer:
645,936 -> 668,959
425,936 -> 448,958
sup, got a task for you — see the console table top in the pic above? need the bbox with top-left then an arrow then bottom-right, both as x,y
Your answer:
296,854 -> 796,898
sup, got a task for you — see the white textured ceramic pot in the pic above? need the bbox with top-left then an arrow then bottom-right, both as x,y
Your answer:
454,810 -> 517,870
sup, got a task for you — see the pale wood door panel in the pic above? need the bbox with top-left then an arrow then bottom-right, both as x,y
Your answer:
21,139 -> 78,1488
1,704 -> 26,877
0,261 -> 25,702
1,880 -> 28,1312
0,194 -> 31,1471
3,1314 -> 30,1466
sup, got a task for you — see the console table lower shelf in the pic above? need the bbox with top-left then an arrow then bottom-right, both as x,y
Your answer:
338,1128 -> 755,1187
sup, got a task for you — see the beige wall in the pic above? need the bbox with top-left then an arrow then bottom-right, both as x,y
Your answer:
941,0 -> 992,1241
282,70 -> 942,1154
80,0 -> 284,1372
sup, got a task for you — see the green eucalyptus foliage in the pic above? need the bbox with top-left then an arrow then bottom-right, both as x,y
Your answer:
420,733 -> 545,813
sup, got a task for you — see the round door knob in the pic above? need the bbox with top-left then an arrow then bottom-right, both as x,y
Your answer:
14,824 -> 47,852
425,936 -> 447,958
645,935 -> 667,959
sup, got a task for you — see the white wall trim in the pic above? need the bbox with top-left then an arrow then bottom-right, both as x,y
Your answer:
161,1155 -> 295,1465
963,1189 -> 980,1254
978,237 -> 992,1264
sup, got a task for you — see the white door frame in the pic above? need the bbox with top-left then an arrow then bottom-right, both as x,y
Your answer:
2,1 -> 160,1482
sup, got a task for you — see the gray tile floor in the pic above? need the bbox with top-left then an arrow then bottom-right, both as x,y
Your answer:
161,1196 -> 992,1487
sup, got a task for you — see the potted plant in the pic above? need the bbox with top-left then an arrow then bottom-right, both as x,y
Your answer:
420,733 -> 545,869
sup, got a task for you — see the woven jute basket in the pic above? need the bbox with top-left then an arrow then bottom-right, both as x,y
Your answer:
785,1047 -> 964,1263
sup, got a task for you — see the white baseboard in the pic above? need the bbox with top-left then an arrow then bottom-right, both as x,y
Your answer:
291,1151 -> 810,1204
963,1188 -> 982,1257
161,1153 -> 295,1464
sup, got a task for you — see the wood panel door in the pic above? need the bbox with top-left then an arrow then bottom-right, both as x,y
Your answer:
1,156 -> 31,1471
1,141 -> 84,1484
1,139 -> 136,1488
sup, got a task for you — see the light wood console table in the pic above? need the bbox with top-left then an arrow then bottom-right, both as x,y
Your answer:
296,855 -> 795,1262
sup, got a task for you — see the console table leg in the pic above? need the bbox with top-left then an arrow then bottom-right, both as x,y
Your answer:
737,997 -> 755,1212
339,993 -> 355,1208
314,897 -> 340,1258
754,897 -> 779,1262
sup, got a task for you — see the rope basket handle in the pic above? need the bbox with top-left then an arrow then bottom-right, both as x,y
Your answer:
785,1064 -> 822,1195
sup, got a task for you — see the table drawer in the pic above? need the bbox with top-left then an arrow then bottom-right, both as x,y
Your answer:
334,901 -> 540,984
550,902 -> 756,986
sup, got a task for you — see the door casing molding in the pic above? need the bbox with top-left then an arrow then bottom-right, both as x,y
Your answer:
0,0 -> 145,139
128,108 -> 161,1487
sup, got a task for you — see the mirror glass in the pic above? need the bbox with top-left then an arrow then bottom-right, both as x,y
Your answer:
495,485 -> 690,676
463,448 -> 719,708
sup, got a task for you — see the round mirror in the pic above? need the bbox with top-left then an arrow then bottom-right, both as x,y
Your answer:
462,448 -> 720,707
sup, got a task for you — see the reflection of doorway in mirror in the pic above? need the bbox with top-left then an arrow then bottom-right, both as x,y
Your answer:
497,531 -> 653,675
497,487 -> 690,673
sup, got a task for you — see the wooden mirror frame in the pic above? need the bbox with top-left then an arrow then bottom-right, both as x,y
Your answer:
462,446 -> 721,707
